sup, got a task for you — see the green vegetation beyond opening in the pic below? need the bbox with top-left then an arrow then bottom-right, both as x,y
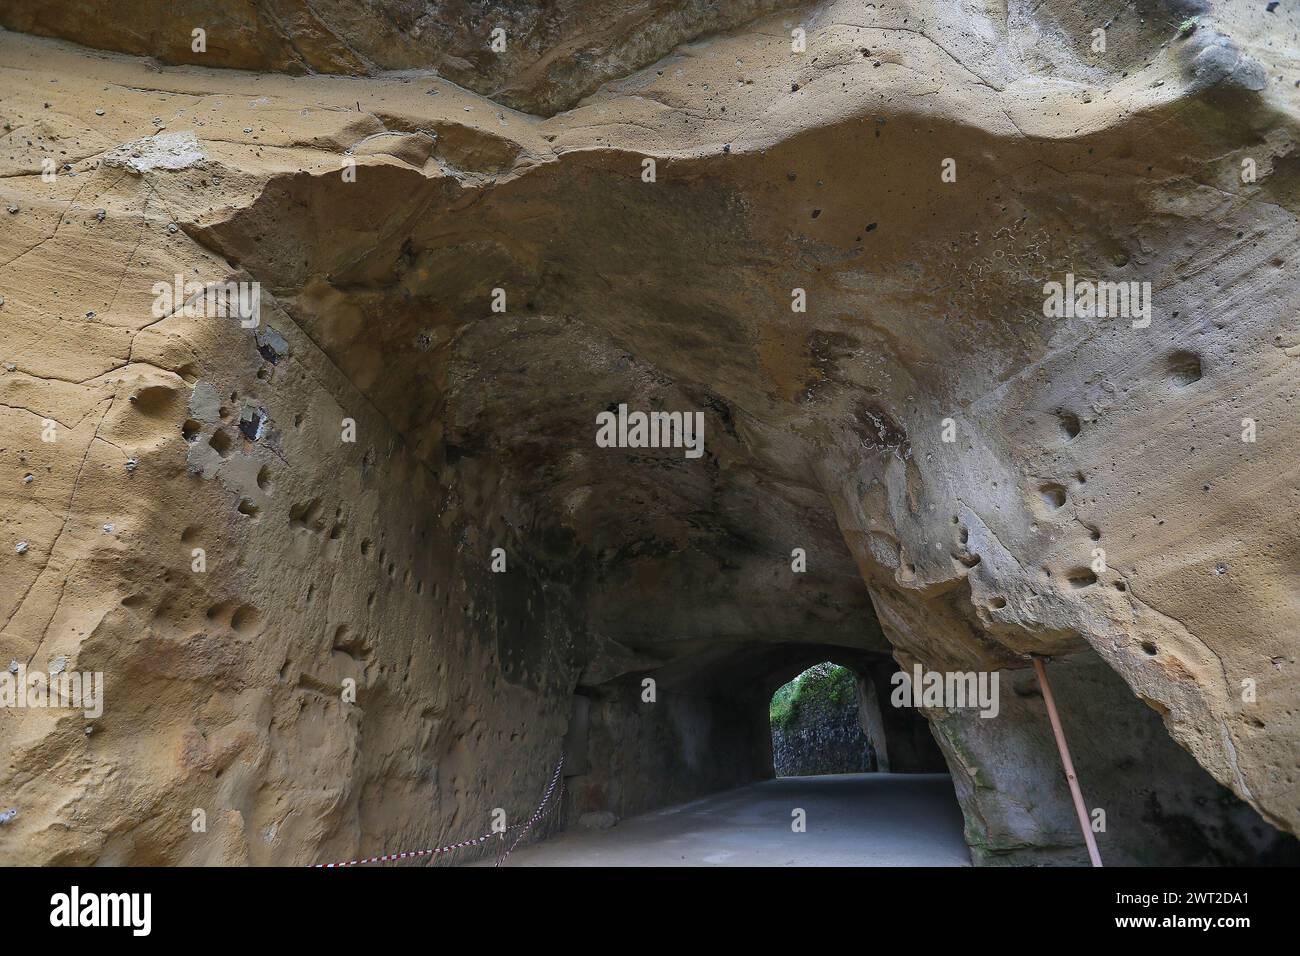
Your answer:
769,662 -> 856,729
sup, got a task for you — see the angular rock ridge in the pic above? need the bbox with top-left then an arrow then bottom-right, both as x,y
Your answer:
0,0 -> 1297,865
0,0 -> 801,115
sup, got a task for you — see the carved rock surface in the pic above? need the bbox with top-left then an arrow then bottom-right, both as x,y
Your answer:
0,0 -> 1297,866
0,0 -> 798,115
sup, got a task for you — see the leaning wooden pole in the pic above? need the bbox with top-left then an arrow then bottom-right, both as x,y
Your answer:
1032,657 -> 1103,867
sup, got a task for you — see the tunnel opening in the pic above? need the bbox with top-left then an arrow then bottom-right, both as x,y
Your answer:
559,641 -> 958,845
770,662 -> 876,777
765,659 -> 950,779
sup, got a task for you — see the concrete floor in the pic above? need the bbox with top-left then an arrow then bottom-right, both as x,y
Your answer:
496,772 -> 971,866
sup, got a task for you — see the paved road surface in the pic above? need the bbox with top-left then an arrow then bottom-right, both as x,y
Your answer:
496,772 -> 970,866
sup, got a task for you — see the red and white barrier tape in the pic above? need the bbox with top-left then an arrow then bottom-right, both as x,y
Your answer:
314,755 -> 565,868
495,752 -> 566,868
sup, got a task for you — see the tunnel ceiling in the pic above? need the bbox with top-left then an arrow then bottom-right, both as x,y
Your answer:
193,130 -> 897,680
1,0 -> 1298,865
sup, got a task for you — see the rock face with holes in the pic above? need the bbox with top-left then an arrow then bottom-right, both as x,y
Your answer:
1,0 -> 1298,866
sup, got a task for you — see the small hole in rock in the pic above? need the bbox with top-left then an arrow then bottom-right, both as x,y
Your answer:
1039,483 -> 1067,510
131,384 -> 177,417
231,605 -> 259,633
1167,350 -> 1202,386
1067,569 -> 1098,589
209,430 -> 233,457
1056,409 -> 1081,440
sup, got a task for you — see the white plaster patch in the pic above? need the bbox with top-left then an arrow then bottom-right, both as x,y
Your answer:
104,131 -> 206,174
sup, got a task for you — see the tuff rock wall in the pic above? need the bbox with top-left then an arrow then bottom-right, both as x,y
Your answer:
1,0 -> 1298,865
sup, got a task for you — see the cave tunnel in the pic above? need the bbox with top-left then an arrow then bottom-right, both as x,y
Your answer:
172,141 -> 1296,869
767,659 -> 947,777
1,0 -> 1298,876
